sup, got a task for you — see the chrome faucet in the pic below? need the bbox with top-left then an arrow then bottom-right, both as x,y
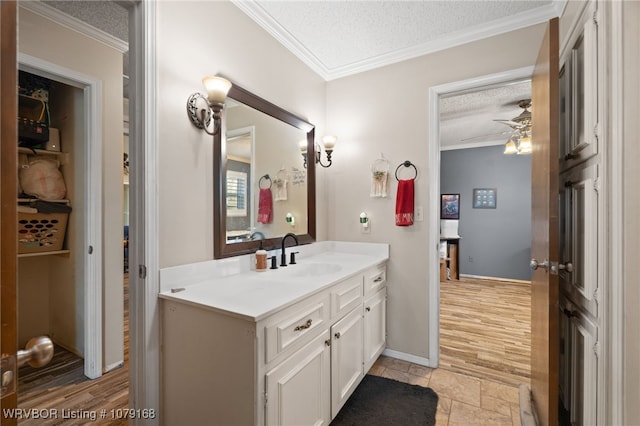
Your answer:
280,232 -> 299,267
249,231 -> 265,241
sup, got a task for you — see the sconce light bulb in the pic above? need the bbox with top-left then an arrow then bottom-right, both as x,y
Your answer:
202,76 -> 232,104
298,140 -> 307,153
322,135 -> 337,151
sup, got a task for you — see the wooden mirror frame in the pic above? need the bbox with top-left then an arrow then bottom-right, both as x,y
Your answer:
213,83 -> 316,258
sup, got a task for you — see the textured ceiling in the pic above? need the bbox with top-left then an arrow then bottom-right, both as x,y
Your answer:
39,0 -> 549,149
439,80 -> 532,150
233,0 -> 562,80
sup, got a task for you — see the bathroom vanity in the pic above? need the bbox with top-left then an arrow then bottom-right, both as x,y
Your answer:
159,242 -> 388,425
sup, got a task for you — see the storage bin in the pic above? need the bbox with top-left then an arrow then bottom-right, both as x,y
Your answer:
17,211 -> 68,254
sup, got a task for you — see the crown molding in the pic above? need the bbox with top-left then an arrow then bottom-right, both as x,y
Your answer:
232,1 -> 561,81
19,1 -> 129,54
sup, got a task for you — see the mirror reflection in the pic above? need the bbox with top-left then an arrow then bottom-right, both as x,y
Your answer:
213,82 -> 316,259
224,100 -> 309,243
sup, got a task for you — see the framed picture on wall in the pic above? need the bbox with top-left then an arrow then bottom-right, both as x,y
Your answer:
473,188 -> 497,209
441,194 -> 460,219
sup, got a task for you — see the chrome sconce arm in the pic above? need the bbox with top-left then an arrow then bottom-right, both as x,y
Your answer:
186,76 -> 232,136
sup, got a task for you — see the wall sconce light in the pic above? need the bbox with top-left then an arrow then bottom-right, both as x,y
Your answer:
299,135 -> 337,168
286,212 -> 295,227
359,212 -> 369,230
186,76 -> 232,136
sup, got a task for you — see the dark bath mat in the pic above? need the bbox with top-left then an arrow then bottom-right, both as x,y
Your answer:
330,374 -> 439,426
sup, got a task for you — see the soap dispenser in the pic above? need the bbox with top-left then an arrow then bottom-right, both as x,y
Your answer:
255,241 -> 268,272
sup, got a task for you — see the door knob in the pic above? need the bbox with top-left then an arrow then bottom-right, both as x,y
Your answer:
530,258 -> 549,271
558,262 -> 574,273
17,336 -> 54,368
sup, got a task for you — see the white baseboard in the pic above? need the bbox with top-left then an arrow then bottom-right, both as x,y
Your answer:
382,348 -> 435,368
460,274 -> 531,285
104,360 -> 124,373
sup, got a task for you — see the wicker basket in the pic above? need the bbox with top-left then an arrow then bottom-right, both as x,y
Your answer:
17,211 -> 68,254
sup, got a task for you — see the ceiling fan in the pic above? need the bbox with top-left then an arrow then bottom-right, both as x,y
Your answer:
495,99 -> 532,155
458,99 -> 533,152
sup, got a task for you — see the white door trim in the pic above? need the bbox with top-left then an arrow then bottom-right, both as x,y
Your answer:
18,53 -> 103,380
128,0 -> 160,421
605,1 -> 625,423
426,66 -> 534,367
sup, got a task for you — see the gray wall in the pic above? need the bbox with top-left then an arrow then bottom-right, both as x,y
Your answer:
440,145 -> 532,281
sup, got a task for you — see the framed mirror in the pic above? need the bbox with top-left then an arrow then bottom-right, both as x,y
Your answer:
214,83 -> 316,258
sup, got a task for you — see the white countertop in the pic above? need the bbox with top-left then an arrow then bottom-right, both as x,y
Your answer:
159,242 -> 388,322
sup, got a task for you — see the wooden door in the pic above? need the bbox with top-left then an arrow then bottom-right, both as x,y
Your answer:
530,17 -> 560,426
0,0 -> 18,423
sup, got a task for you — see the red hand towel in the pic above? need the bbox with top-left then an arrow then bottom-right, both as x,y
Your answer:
257,188 -> 273,224
395,179 -> 415,226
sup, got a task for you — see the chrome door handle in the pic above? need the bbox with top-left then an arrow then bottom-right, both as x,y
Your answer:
530,258 -> 549,271
558,262 -> 574,273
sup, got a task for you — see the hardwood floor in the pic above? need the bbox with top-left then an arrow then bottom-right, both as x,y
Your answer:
439,276 -> 532,387
16,275 -> 129,425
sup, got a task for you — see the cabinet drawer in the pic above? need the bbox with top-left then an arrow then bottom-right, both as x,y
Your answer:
330,275 -> 363,321
364,265 -> 386,296
265,293 -> 330,364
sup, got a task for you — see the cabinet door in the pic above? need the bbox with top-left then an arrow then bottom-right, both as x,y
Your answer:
560,0 -> 599,168
265,330 -> 331,426
568,309 -> 598,426
559,163 -> 599,316
363,288 -> 386,372
331,306 -> 363,419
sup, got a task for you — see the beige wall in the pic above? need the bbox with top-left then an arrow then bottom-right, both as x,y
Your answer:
18,8 -> 124,369
156,1 -> 326,267
622,1 -> 640,421
325,24 -> 546,358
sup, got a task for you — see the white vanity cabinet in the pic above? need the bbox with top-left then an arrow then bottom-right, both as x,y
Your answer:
265,330 -> 331,426
161,261 -> 387,426
330,306 -> 364,418
363,266 -> 387,372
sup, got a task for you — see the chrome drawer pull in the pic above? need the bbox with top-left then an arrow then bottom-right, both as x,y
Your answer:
294,319 -> 312,331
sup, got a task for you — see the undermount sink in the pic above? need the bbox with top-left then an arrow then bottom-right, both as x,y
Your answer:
261,262 -> 343,278
287,262 -> 342,277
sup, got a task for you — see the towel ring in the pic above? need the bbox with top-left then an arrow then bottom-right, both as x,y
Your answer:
259,174 -> 272,189
395,161 -> 417,180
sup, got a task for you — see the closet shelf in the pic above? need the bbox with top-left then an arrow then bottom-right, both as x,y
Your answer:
18,250 -> 70,258
18,147 -> 63,156
18,198 -> 70,204
18,147 -> 70,165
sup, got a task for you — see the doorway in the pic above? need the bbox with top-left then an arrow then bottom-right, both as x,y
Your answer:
427,66 -> 535,369
16,58 -> 103,381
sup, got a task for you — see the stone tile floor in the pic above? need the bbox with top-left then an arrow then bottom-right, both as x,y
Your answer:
369,356 -> 521,426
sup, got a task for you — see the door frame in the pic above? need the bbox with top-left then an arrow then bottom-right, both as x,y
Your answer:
127,0 -> 160,419
18,54 -> 103,380
426,66 -> 534,366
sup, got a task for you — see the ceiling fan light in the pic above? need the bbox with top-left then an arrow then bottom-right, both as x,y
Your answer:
504,140 -> 518,154
518,136 -> 532,154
